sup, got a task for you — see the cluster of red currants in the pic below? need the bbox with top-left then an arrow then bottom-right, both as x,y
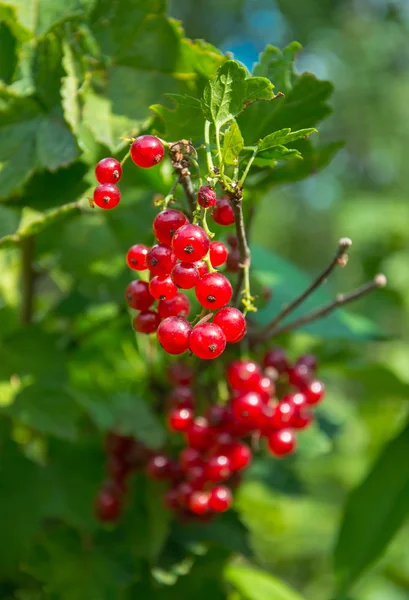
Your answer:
144,348 -> 325,519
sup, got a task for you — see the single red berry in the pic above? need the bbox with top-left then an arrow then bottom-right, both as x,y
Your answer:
267,400 -> 295,430
263,347 -> 289,374
171,262 -> 200,289
288,363 -> 311,388
190,323 -> 226,360
146,453 -> 173,480
213,307 -> 246,343
172,224 -> 210,263
198,185 -> 217,208
168,406 -> 194,432
125,280 -> 154,310
195,273 -> 233,309
133,310 -> 161,334
291,409 -> 313,429
285,392 -> 307,412
285,392 -> 312,429
189,490 -> 210,515
93,183 -> 121,210
226,234 -> 238,248
226,442 -> 252,472
267,429 -> 296,457
209,486 -> 232,512
95,157 -> 122,184
153,209 -> 189,245
227,360 -> 262,392
164,488 -> 180,511
149,275 -> 178,301
205,454 -> 232,482
167,362 -> 194,386
158,293 -> 190,319
180,447 -> 202,471
206,404 -> 231,429
130,135 -> 164,168
194,260 -> 209,278
296,354 -> 318,372
185,417 -> 213,450
126,244 -> 149,271
146,244 -> 177,277
209,241 -> 228,267
226,248 -> 240,272
212,197 -> 235,226
157,316 -> 192,355
186,464 -> 207,489
95,485 -> 122,522
231,392 -> 264,428
303,379 -> 325,405
252,375 -> 275,403
168,386 -> 195,408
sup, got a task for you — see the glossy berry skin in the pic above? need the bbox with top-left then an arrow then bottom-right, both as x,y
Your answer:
212,197 -> 235,226
267,429 -> 296,457
130,135 -> 164,168
296,354 -> 318,372
93,183 -> 121,210
195,273 -> 233,309
288,363 -> 311,388
146,453 -> 173,480
95,486 -> 122,522
125,280 -> 154,311
168,386 -> 195,409
213,307 -> 246,343
168,406 -> 194,432
171,262 -> 200,289
126,244 -> 149,271
286,392 -> 307,413
252,376 -> 275,403
303,379 -> 325,405
157,317 -> 192,355
149,275 -> 178,301
291,409 -> 313,430
185,417 -> 213,450
172,224 -> 210,263
205,455 -> 232,482
226,234 -> 238,248
226,248 -> 240,272
158,293 -> 190,319
227,360 -> 262,392
198,185 -> 217,208
133,310 -> 160,334
190,323 -> 226,360
194,260 -> 209,278
263,347 -> 289,374
153,209 -> 189,245
167,362 -> 194,386
209,241 -> 228,267
189,491 -> 210,515
231,392 -> 264,428
268,400 -> 295,430
146,244 -> 177,277
95,157 -> 122,184
226,442 -> 252,472
209,486 -> 232,512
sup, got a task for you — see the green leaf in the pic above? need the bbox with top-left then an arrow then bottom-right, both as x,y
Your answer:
335,421 -> 409,593
151,94 -> 204,142
0,21 -> 17,83
254,145 -> 302,163
61,36 -> 83,134
222,120 -> 244,165
253,42 -> 302,94
225,560 -> 305,600
251,244 -> 382,340
257,127 -> 317,153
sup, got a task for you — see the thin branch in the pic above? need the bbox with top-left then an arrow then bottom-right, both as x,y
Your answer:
231,195 -> 254,313
265,274 -> 387,338
178,172 -> 196,217
21,236 -> 36,325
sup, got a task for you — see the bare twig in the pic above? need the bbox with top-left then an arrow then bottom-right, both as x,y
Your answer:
21,236 -> 36,325
169,140 -> 197,218
178,173 -> 196,217
230,194 -> 255,313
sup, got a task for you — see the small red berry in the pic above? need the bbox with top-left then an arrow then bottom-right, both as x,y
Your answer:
95,485 -> 122,522
296,354 -> 318,372
189,490 -> 210,515
268,400 -> 295,430
263,347 -> 289,374
168,386 -> 195,408
93,183 -> 121,210
205,454 -> 232,482
195,272 -> 233,309
226,442 -> 252,472
206,404 -> 231,429
125,280 -> 154,310
157,317 -> 192,355
153,209 -> 189,245
146,453 -> 173,480
186,464 -> 207,489
171,262 -> 200,289
130,135 -> 164,168
231,392 -> 264,428
167,362 -> 194,386
227,360 -> 262,392
176,482 -> 196,507
212,197 -> 235,226
286,392 -> 307,412
106,454 -> 131,483
133,310 -> 160,334
194,260 -> 209,278
209,486 -> 232,512
149,275 -> 178,301
267,429 -> 296,457
126,244 -> 149,271
291,409 -> 313,429
226,248 -> 240,272
158,293 -> 190,319
180,447 -> 202,470
303,379 -> 325,405
252,375 -> 275,403
172,224 -> 210,263
95,157 -> 122,184
288,363 -> 311,388
213,307 -> 246,343
168,406 -> 194,432
146,244 -> 177,277
209,241 -> 228,267
198,185 -> 217,208
226,234 -> 238,248
190,323 -> 226,360
185,417 -> 213,450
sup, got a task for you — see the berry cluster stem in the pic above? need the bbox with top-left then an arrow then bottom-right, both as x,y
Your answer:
204,121 -> 216,178
230,195 -> 255,314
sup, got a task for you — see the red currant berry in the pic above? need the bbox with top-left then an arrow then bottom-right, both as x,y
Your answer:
212,197 -> 235,226
93,183 -> 121,210
125,280 -> 154,310
226,442 -> 252,472
149,275 -> 178,301
303,379 -> 325,405
209,241 -> 228,267
206,404 -> 231,429
95,485 -> 122,522
176,482 -> 196,508
296,354 -> 318,372
126,244 -> 149,271
288,363 -> 311,388
226,248 -> 240,272
291,409 -> 313,429
213,307 -> 246,343
205,454 -> 232,482
164,488 -> 180,511
171,262 -> 200,289
172,224 -> 210,262
157,317 -> 192,355
168,386 -> 195,408
267,429 -> 296,457
190,323 -> 226,360
153,209 -> 189,245
252,375 -> 275,403
285,392 -> 307,413
146,453 -> 173,480
185,417 -> 213,450
226,234 -> 238,248
209,486 -> 232,512
186,464 -> 207,489
180,447 -> 202,471
195,273 -> 233,310
268,400 -> 295,430
106,454 -> 131,483
130,135 -> 164,168
198,185 -> 217,208
168,406 -> 194,432
227,360 -> 262,392
167,362 -> 194,386
158,293 -> 190,319
263,347 -> 289,374
231,392 -> 264,428
194,260 -> 209,278
133,310 -> 160,334
95,157 -> 122,184
146,244 -> 177,277
189,490 -> 210,515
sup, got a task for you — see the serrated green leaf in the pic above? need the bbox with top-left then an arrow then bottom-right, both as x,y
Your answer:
225,560 -> 305,600
253,42 -> 302,94
151,94 -> 204,141
222,120 -> 244,165
335,421 -> 409,593
257,127 -> 316,152
254,145 -> 302,163
61,37 -> 82,134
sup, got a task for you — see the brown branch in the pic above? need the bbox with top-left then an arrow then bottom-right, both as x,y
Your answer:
231,193 -> 251,307
169,140 -> 197,219
21,236 -> 36,325
178,172 -> 196,217
265,274 -> 387,338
